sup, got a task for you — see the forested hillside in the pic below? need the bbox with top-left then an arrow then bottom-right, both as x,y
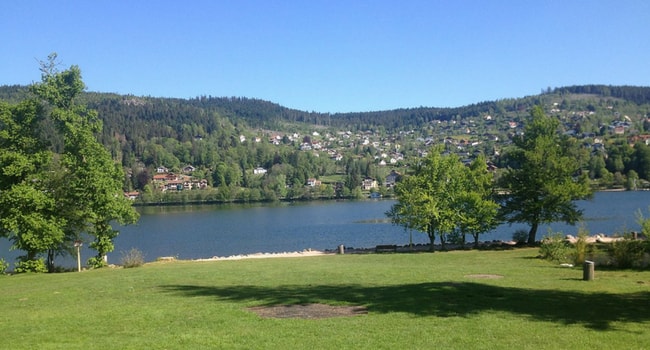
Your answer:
2,84 -> 650,204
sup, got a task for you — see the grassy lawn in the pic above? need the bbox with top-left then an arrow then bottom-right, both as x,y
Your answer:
1,248 -> 649,349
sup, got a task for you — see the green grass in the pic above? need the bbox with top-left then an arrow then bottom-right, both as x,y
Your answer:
1,248 -> 649,349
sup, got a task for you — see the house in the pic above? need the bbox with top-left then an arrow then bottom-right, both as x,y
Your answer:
153,173 -> 178,182
182,165 -> 196,173
362,177 -> 378,190
164,180 -> 184,191
253,167 -> 267,175
306,178 -> 321,187
156,166 -> 169,173
124,191 -> 140,200
384,170 -> 401,188
330,153 -> 343,161
629,134 -> 650,146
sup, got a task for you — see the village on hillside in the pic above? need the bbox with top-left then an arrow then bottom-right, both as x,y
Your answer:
125,100 -> 650,202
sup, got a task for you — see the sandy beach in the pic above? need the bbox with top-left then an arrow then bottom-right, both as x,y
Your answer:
192,249 -> 334,261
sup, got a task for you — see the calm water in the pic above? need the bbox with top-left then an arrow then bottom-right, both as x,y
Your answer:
1,191 -> 649,267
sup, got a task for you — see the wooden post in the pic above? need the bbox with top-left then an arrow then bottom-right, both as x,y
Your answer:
583,260 -> 594,281
74,240 -> 82,272
77,246 -> 81,272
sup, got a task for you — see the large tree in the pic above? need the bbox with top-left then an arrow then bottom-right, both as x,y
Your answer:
498,105 -> 592,244
0,100 -> 64,272
30,54 -> 139,268
0,54 -> 138,271
387,147 -> 498,251
456,154 -> 500,248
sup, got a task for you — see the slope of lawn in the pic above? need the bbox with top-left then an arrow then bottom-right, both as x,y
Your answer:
1,248 -> 649,349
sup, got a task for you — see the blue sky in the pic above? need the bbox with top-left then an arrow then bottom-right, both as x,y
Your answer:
2,1 -> 649,113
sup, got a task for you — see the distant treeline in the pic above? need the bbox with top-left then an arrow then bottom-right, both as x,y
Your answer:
2,84 -> 650,132
552,85 -> 650,105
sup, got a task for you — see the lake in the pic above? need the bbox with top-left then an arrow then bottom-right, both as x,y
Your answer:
1,191 -> 649,267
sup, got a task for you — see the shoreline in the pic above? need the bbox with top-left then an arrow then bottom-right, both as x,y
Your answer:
166,232 -> 648,263
182,240 -> 525,262
192,249 -> 334,261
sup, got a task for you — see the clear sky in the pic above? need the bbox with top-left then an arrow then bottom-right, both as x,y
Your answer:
2,1 -> 649,113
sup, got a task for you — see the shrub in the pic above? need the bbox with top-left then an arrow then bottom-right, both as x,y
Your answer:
87,256 -> 107,269
571,226 -> 592,266
446,231 -> 466,246
636,209 -> 650,237
539,232 -> 571,263
14,258 -> 47,273
512,229 -> 528,244
0,258 -> 9,275
608,236 -> 646,268
121,248 -> 145,268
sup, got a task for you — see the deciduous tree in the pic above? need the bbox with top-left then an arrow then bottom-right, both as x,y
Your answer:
387,147 -> 497,250
0,99 -> 66,272
457,154 -> 500,248
30,54 -> 139,268
498,106 -> 592,244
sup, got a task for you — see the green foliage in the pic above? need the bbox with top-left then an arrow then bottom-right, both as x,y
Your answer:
0,54 -> 139,272
538,232 -> 572,263
445,231 -> 466,246
626,170 -> 640,190
388,147 -> 499,250
460,154 -> 500,247
120,248 -> 145,268
608,236 -> 646,269
499,106 -> 593,244
0,258 -> 8,274
14,258 -> 47,273
0,183 -> 66,260
512,229 -> 528,244
637,208 -> 650,237
572,226 -> 592,266
0,99 -> 66,269
30,55 -> 139,268
87,256 -> 107,269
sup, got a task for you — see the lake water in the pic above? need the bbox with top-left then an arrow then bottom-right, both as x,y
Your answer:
1,191 -> 649,267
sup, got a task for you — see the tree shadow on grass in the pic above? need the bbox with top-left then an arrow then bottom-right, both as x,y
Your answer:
160,282 -> 650,331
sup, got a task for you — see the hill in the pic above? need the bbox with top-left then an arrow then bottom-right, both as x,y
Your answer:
2,84 -> 650,202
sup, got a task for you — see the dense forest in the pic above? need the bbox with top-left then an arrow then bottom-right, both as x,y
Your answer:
2,84 -> 650,204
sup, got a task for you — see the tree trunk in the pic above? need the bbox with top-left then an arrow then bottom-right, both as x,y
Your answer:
428,235 -> 435,251
427,230 -> 435,252
440,233 -> 447,251
528,222 -> 539,245
47,249 -> 55,273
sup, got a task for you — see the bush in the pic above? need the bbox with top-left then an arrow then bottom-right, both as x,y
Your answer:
539,232 -> 571,263
121,248 -> 145,268
446,231 -> 466,246
608,236 -> 646,268
571,226 -> 592,266
14,258 -> 47,273
0,258 -> 9,275
87,256 -> 107,269
512,229 -> 528,244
